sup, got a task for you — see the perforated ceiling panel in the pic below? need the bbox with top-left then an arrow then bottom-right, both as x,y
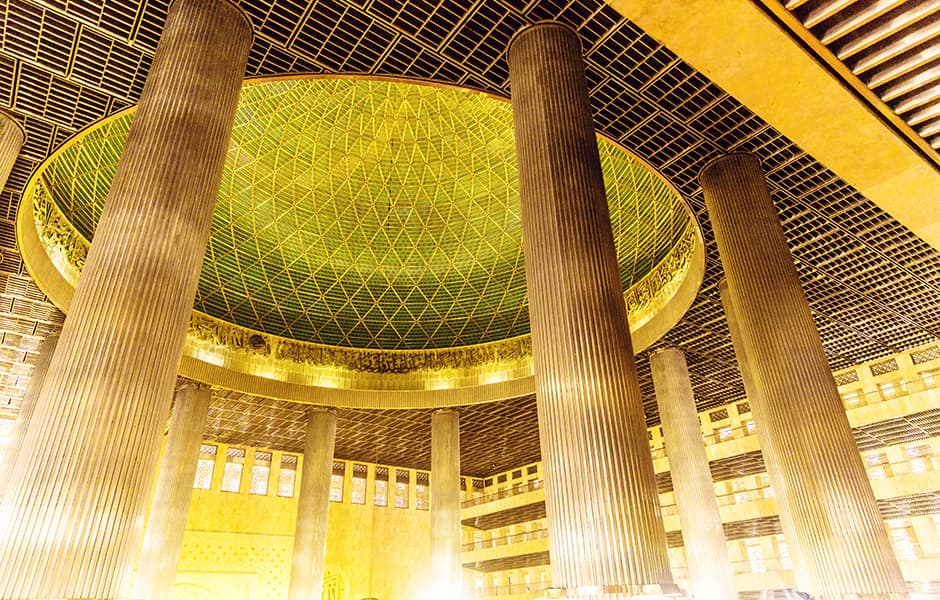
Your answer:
2,0 -> 940,452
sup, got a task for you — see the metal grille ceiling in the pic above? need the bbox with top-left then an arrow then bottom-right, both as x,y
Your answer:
765,0 -> 940,155
39,76 -> 687,350
1,0 -> 940,425
200,388 -> 940,478
204,388 -> 541,477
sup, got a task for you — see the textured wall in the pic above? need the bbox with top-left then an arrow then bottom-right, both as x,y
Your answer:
176,449 -> 432,600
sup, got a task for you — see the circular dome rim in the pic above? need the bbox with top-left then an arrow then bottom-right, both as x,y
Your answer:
16,72 -> 705,406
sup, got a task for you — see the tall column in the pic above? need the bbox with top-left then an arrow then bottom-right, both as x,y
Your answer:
431,409 -> 461,598
0,112 -> 25,188
0,2 -> 251,597
133,381 -> 212,600
508,23 -> 677,597
0,334 -> 58,495
701,153 -> 905,599
650,348 -> 736,600
289,407 -> 338,600
718,278 -> 810,590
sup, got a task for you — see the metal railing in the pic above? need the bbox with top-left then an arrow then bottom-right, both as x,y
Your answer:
467,582 -> 549,598
462,528 -> 548,552
461,479 -> 544,508
650,369 -> 939,459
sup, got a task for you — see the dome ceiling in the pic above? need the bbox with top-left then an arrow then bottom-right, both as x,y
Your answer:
38,76 -> 690,351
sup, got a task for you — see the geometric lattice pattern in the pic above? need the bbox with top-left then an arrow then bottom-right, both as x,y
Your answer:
40,78 -> 687,349
4,0 -> 940,418
853,408 -> 940,452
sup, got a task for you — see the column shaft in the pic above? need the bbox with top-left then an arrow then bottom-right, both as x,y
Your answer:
133,382 -> 212,600
701,153 -> 905,598
431,409 -> 461,598
718,279 -> 810,590
289,407 -> 337,600
0,334 -> 58,496
0,113 -> 25,189
650,348 -> 736,600
0,1 -> 251,597
508,23 -> 675,596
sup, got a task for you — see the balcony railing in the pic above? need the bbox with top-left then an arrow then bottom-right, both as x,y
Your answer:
462,479 -> 544,508
650,370 -> 938,460
462,528 -> 549,552
468,582 -> 550,598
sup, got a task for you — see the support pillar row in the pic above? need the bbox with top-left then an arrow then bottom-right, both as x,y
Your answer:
508,22 -> 676,597
288,407 -> 337,600
431,409 -> 462,598
650,348 -> 736,600
0,333 -> 58,496
718,278 -> 811,591
0,1 -> 252,596
0,112 -> 25,189
133,381 -> 212,600
701,153 -> 906,599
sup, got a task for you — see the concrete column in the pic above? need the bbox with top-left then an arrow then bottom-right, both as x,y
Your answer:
0,334 -> 58,496
289,407 -> 338,600
508,22 -> 676,597
650,348 -> 736,600
431,409 -> 461,598
0,1 -> 251,597
701,153 -> 905,599
133,381 -> 212,600
718,278 -> 810,591
0,112 -> 25,189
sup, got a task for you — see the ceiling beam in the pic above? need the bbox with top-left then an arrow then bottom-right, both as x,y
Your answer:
605,0 -> 940,251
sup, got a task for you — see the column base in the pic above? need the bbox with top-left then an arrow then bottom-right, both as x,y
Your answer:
538,583 -> 688,599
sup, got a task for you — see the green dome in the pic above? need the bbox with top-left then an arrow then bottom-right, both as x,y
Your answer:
40,76 -> 690,350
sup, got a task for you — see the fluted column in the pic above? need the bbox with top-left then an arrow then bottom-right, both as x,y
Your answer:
0,334 -> 58,496
701,153 -> 905,599
0,2 -> 252,597
508,22 -> 676,597
431,409 -> 461,598
0,112 -> 25,189
650,348 -> 736,600
718,278 -> 811,591
288,407 -> 337,600
133,381 -> 212,600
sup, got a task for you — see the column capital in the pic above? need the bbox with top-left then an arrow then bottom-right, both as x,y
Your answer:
0,111 -> 26,143
175,377 -> 212,393
648,345 -> 684,359
508,21 -> 581,59
166,0 -> 254,44
698,151 -> 762,183
306,405 -> 337,417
